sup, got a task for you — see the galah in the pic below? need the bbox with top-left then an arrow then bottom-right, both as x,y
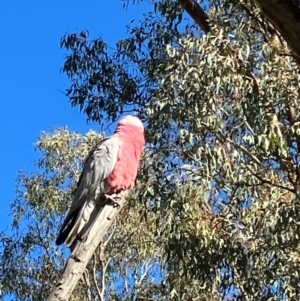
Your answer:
56,115 -> 145,247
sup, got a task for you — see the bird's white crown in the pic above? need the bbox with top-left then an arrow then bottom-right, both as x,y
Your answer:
119,115 -> 144,131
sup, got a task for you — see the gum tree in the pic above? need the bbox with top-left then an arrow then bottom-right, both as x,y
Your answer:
1,0 -> 300,300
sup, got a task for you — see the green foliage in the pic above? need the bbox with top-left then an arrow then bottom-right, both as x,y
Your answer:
0,129 -> 104,301
2,0 -> 300,300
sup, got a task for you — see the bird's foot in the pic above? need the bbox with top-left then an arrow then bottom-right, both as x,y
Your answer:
104,193 -> 122,208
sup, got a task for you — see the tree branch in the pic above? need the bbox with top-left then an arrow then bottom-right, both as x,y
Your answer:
246,166 -> 295,193
178,0 -> 259,93
46,191 -> 129,301
178,0 -> 211,33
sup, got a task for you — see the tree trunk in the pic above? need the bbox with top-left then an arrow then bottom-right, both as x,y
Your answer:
46,192 -> 128,301
253,0 -> 300,64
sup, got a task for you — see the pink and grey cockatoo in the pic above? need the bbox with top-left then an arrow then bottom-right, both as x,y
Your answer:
56,115 -> 145,247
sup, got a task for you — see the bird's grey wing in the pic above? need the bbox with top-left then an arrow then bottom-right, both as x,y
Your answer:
56,136 -> 122,246
71,136 -> 121,209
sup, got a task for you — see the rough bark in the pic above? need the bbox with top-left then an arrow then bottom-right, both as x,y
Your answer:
253,0 -> 300,64
178,0 -> 211,33
46,191 -> 128,301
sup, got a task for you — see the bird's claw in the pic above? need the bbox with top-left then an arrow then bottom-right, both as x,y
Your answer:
104,193 -> 121,208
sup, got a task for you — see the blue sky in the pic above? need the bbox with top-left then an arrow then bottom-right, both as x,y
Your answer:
0,0 -> 150,233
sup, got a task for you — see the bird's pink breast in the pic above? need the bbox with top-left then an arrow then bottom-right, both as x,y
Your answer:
105,130 -> 144,193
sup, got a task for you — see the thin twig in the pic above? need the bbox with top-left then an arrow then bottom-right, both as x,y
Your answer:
83,270 -> 92,301
124,268 -> 129,294
200,121 -> 262,165
35,220 -> 54,266
246,166 -> 295,193
136,261 -> 158,286
92,253 -> 102,301
102,221 -> 116,248
100,255 -> 111,301
226,137 -> 261,165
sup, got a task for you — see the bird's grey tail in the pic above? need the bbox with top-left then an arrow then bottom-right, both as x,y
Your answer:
55,207 -> 80,246
56,201 -> 95,247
